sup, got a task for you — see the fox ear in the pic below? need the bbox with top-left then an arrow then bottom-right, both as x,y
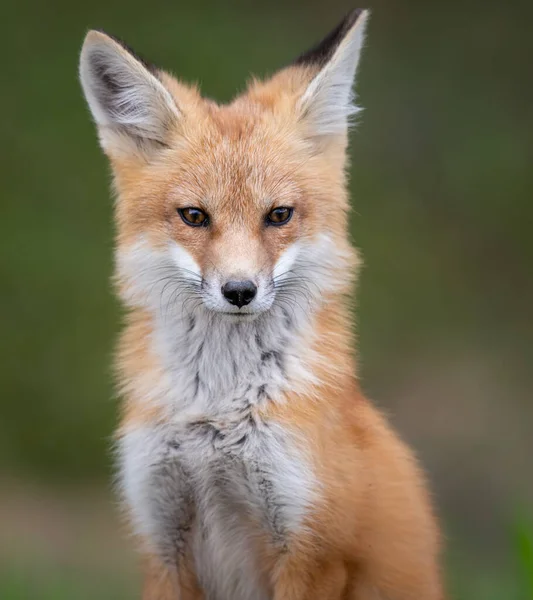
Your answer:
79,30 -> 180,157
294,9 -> 369,139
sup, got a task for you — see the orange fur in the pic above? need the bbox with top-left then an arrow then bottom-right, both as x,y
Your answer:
80,9 -> 445,599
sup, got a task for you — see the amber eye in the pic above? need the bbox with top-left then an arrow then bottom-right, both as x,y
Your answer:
178,207 -> 209,227
266,207 -> 293,226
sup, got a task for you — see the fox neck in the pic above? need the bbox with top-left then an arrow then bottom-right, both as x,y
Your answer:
149,295 -> 355,417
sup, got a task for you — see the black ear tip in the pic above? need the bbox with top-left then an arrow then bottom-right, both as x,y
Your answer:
293,8 -> 368,68
344,8 -> 366,26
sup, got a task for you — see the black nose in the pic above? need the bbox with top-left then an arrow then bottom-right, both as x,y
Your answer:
221,280 -> 257,308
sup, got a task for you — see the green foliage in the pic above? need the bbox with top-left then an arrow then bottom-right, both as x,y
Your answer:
514,518 -> 533,599
0,568 -> 132,600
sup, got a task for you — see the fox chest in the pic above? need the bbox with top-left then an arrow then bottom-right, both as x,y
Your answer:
120,415 -> 313,599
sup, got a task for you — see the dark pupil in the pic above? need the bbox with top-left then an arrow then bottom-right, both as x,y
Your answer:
272,209 -> 288,222
187,209 -> 203,223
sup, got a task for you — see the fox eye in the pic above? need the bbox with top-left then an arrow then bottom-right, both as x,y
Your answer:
266,207 -> 293,226
178,207 -> 209,227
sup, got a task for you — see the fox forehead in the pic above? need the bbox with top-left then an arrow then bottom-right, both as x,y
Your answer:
119,104 -> 307,213
174,119 -> 304,211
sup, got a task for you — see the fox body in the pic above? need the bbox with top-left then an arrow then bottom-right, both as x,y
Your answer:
80,8 -> 444,599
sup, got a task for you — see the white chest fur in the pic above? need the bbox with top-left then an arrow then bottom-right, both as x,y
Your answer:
119,311 -> 316,600
120,413 -> 313,599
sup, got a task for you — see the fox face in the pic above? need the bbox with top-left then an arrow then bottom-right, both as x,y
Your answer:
80,10 -> 368,324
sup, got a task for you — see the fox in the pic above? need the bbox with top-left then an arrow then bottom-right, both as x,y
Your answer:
79,8 -> 444,600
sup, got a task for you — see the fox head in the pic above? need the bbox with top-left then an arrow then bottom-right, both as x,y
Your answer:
79,9 -> 368,324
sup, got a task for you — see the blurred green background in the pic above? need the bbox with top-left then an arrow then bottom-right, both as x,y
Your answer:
1,0 -> 532,597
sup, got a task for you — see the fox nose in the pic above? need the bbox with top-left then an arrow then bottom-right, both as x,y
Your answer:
221,280 -> 257,308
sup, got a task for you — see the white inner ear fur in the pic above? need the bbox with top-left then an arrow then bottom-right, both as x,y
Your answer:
79,31 -> 179,152
299,10 -> 369,137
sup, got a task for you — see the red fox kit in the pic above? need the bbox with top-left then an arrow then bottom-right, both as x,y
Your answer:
79,8 -> 444,599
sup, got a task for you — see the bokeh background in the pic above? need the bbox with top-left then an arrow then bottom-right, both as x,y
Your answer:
1,0 -> 532,598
